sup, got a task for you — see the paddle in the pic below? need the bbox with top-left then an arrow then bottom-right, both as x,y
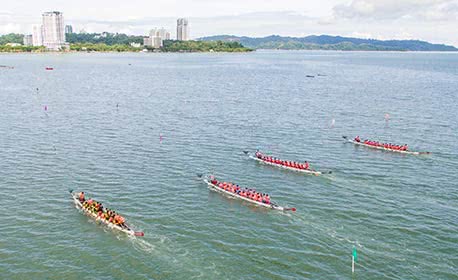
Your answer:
243,150 -> 249,155
196,173 -> 203,178
69,189 -> 73,194
134,232 -> 145,237
342,136 -> 348,140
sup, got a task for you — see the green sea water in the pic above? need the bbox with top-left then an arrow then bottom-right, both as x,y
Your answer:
0,51 -> 457,279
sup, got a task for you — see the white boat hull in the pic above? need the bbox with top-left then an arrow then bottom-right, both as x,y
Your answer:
71,193 -> 137,236
248,155 -> 324,176
346,139 -> 429,155
203,179 -> 288,211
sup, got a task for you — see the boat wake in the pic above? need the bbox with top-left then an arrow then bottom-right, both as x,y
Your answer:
129,236 -> 156,253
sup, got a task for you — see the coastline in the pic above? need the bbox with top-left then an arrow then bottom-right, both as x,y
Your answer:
3,49 -> 458,54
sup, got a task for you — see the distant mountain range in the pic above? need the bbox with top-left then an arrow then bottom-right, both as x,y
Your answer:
198,35 -> 457,51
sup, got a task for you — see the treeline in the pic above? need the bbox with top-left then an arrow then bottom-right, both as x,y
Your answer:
161,40 -> 252,52
0,33 -> 24,45
0,45 -> 45,52
70,43 -> 139,52
66,33 -> 144,45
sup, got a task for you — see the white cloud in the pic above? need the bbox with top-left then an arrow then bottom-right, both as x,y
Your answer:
333,0 -> 457,21
0,1 -> 457,46
0,23 -> 21,34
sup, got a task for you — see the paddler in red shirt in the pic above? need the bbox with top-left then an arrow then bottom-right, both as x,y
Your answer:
304,161 -> 309,170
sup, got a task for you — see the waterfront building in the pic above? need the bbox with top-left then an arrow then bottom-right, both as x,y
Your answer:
42,11 -> 66,50
144,27 -> 170,49
176,18 -> 189,41
65,25 -> 73,34
153,36 -> 163,48
23,35 -> 33,46
32,25 -> 43,46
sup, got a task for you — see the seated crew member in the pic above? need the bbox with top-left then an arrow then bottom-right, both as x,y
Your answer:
255,150 -> 262,158
78,192 -> 85,202
355,136 -> 361,142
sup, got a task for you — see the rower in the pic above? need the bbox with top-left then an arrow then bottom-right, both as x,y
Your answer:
304,161 -> 309,170
255,152 -> 260,158
78,192 -> 85,202
355,136 -> 361,142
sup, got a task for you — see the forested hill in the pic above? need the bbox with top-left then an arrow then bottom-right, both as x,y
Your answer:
198,35 -> 457,51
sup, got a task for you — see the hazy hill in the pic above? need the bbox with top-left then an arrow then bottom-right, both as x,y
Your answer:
199,35 -> 457,51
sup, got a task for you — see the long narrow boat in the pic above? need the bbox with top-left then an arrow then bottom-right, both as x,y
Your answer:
243,151 -> 331,176
199,176 -> 296,212
70,190 -> 144,237
343,136 -> 430,155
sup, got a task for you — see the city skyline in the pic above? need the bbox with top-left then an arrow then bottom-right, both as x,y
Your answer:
0,1 -> 457,46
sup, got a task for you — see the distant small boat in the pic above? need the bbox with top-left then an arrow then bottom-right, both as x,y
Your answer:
45,67 -> 54,70
306,75 -> 315,78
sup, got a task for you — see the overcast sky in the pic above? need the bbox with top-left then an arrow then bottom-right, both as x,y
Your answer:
1,0 -> 457,46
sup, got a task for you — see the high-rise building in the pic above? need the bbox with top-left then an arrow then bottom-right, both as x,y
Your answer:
32,25 -> 44,46
176,18 -> 189,41
65,25 -> 73,34
152,36 -> 163,48
42,11 -> 66,50
144,27 -> 170,49
23,35 -> 33,46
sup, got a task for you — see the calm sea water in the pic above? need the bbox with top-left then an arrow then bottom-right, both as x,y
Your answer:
0,51 -> 457,279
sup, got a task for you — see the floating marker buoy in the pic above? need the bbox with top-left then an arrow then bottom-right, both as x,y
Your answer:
45,67 -> 54,70
44,105 -> 48,111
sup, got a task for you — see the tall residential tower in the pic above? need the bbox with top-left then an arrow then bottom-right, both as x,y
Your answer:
42,11 -> 66,50
176,18 -> 189,41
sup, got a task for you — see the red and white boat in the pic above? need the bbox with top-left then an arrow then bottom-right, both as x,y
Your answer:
244,151 -> 331,176
343,136 -> 430,155
200,175 -> 296,212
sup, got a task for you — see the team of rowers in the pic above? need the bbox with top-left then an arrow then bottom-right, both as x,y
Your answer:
77,192 -> 127,228
255,151 -> 310,170
354,136 -> 409,151
209,177 -> 271,205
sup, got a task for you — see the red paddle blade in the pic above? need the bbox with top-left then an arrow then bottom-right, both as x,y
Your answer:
291,208 -> 296,212
134,232 -> 144,237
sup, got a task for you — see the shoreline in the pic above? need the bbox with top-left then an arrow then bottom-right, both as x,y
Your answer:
2,49 -> 458,54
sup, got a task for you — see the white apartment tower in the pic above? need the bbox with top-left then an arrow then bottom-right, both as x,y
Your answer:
32,25 -> 44,46
144,28 -> 171,49
176,18 -> 189,41
42,11 -> 66,50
